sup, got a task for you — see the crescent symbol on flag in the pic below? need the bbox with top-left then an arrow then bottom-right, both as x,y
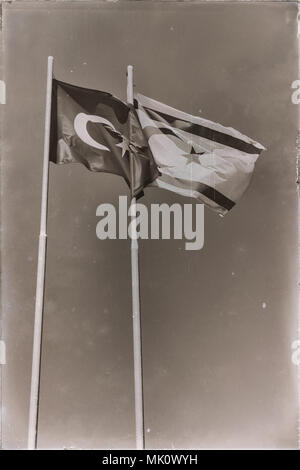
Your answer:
74,112 -> 118,152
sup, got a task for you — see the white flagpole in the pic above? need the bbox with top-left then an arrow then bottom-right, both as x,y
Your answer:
28,56 -> 54,450
127,65 -> 145,450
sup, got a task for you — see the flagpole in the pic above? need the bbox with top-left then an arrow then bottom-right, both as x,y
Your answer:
28,56 -> 54,450
127,65 -> 145,450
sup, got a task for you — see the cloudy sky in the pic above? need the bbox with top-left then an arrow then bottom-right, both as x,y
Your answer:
2,1 -> 299,449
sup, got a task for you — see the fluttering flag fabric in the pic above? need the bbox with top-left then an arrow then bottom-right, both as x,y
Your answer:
50,79 -> 265,213
134,93 -> 265,215
50,80 -> 159,197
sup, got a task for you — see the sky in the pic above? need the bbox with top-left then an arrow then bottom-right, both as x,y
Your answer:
1,1 -> 299,449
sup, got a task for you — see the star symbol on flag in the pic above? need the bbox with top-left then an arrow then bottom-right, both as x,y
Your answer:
184,145 -> 206,165
116,136 -> 130,158
116,135 -> 144,158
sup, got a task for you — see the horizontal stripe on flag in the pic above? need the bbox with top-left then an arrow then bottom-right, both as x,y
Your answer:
151,177 -> 227,216
141,119 -> 261,159
144,107 -> 261,155
154,172 -> 235,212
135,93 -> 265,153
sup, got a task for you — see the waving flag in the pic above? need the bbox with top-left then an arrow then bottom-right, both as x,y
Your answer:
134,93 -> 265,215
49,79 -> 265,212
50,80 -> 159,197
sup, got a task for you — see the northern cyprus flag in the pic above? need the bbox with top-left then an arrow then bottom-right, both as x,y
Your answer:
134,94 -> 265,215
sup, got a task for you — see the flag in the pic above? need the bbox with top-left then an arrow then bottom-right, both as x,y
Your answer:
134,93 -> 265,215
50,80 -> 159,197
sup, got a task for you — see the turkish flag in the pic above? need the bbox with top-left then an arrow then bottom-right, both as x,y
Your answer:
50,79 -> 159,197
